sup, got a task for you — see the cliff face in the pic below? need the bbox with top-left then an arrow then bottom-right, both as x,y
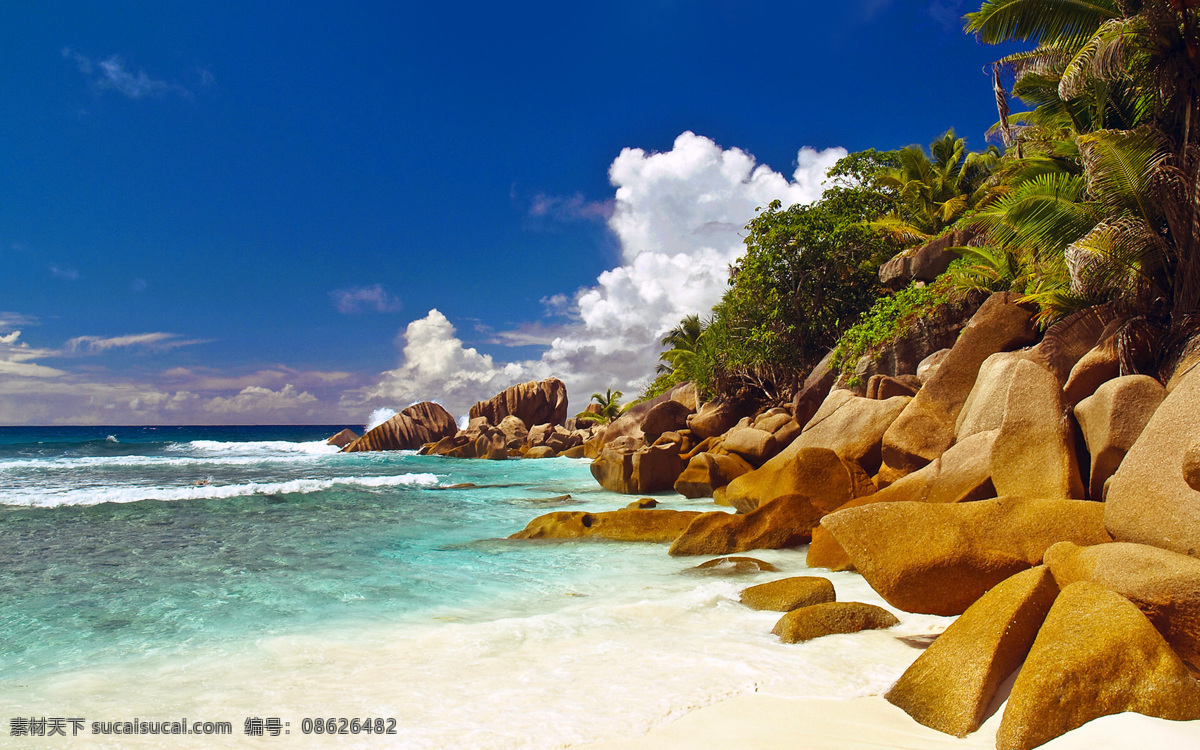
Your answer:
469,378 -> 568,428
342,401 -> 457,452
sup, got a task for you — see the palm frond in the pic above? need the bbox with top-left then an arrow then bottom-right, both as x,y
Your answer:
965,0 -> 1123,50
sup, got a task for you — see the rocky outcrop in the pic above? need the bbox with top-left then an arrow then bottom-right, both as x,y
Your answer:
792,350 -> 838,429
885,566 -> 1060,737
668,494 -> 824,556
1027,305 -> 1120,386
343,402 -> 458,452
589,440 -> 684,494
996,581 -> 1200,750
497,415 -> 529,448
879,227 -> 978,289
719,427 -> 778,467
1074,375 -> 1165,501
989,359 -> 1085,499
672,452 -> 754,498
640,399 -> 693,438
687,397 -> 747,440
326,428 -> 359,448
1044,541 -> 1200,671
773,390 -> 910,480
470,378 -> 569,428
1105,362 -> 1200,557
821,496 -> 1110,615
772,602 -> 898,643
687,556 -> 780,575
739,576 -> 835,612
601,382 -> 697,446
508,508 -> 702,543
879,292 -> 1039,479
724,446 -> 875,515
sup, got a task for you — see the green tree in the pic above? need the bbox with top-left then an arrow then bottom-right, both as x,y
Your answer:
574,388 -> 625,424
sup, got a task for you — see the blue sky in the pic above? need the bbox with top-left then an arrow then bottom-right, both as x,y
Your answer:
0,1 -> 1017,425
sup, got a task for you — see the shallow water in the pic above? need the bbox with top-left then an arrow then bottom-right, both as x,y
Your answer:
0,426 -> 951,748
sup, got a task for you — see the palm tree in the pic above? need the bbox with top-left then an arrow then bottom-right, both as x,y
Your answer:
871,130 -> 1002,245
574,388 -> 625,424
656,314 -> 704,375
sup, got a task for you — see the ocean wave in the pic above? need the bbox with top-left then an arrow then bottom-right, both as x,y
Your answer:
0,454 -> 332,471
0,473 -> 443,508
178,440 -> 342,456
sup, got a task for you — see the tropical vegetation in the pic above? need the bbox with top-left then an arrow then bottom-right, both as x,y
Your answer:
645,0 -> 1200,405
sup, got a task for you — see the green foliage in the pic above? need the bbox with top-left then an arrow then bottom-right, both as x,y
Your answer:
574,388 -> 625,424
831,276 -> 964,374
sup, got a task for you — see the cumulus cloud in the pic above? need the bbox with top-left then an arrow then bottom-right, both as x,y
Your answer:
528,192 -> 614,222
348,309 -> 530,416
203,384 -> 319,416
63,49 -> 185,99
356,132 -> 846,418
330,284 -> 403,314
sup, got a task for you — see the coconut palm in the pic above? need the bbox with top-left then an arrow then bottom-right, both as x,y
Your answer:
574,388 -> 625,424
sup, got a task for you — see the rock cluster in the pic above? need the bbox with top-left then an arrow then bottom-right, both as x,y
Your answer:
495,290 -> 1200,748
342,402 -> 458,452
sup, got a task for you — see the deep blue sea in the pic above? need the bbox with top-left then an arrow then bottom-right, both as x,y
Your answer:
0,425 -> 933,748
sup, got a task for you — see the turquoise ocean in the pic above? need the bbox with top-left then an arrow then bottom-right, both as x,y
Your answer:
0,426 -> 944,748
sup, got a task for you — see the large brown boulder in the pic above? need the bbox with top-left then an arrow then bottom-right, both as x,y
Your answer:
686,397 -> 748,440
1027,305 -> 1120,385
822,496 -> 1110,615
880,292 -> 1039,478
589,440 -> 685,494
1044,540 -> 1200,671
768,390 -> 910,480
1074,375 -> 1166,501
1062,319 -> 1124,406
739,576 -> 836,612
326,428 -> 360,448
343,401 -> 458,452
1105,363 -> 1200,557
673,452 -> 754,498
885,566 -> 1060,737
470,378 -> 568,428
792,350 -> 838,429
668,494 -> 823,556
996,581 -> 1200,750
590,445 -> 637,493
954,350 -> 1032,440
772,602 -> 899,643
639,399 -> 693,438
601,382 -> 696,445
719,427 -> 779,467
508,508 -> 702,543
805,430 -> 1000,572
724,446 -> 876,515
497,415 -> 529,448
990,359 -> 1085,500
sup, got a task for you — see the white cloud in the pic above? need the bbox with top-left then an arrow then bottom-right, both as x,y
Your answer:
529,192 -> 613,222
330,284 -> 403,314
202,384 -> 319,416
346,309 -> 530,417
63,49 -> 184,99
65,332 -> 205,354
356,132 -> 846,419
0,331 -> 67,378
49,265 -> 81,280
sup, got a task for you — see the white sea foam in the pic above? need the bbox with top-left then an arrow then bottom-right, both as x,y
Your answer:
0,473 -> 443,508
0,548 -> 954,749
365,407 -> 396,432
183,439 -> 342,456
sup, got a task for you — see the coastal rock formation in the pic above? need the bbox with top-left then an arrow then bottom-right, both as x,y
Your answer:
996,581 -> 1200,750
1027,305 -> 1120,386
672,452 -> 753,499
601,382 -> 697,446
686,398 -> 746,440
879,292 -> 1039,479
668,493 -> 824,557
343,402 -> 458,452
878,227 -> 978,289
805,430 -> 1000,572
640,399 -> 693,438
325,428 -> 359,448
1105,363 -> 1200,557
792,350 -> 838,429
821,496 -> 1110,615
508,508 -> 702,543
469,378 -> 569,428
1074,375 -> 1165,501
885,566 -> 1060,737
1044,541 -> 1200,671
989,359 -> 1085,500
739,576 -> 835,612
1062,321 -> 1124,406
724,446 -> 875,515
497,415 -> 529,448
771,602 -> 898,644
589,441 -> 684,494
687,556 -> 780,575
719,427 -> 778,467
